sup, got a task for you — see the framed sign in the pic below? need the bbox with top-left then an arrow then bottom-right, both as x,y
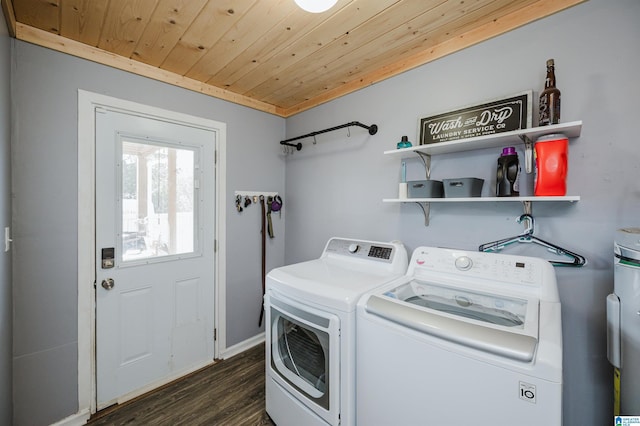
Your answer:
419,91 -> 532,145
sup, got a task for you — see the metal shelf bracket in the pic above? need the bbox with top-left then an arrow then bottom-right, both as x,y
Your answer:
519,134 -> 534,173
416,152 -> 432,179
415,201 -> 431,226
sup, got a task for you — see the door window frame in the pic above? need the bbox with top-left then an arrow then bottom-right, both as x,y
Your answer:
118,135 -> 202,265
77,90 -> 227,415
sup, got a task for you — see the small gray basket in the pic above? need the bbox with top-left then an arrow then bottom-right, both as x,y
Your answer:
443,178 -> 484,197
407,180 -> 443,198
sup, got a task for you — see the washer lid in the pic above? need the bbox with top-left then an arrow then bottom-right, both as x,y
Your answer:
366,279 -> 540,362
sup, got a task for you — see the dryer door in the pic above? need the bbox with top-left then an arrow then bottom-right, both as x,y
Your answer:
268,292 -> 340,425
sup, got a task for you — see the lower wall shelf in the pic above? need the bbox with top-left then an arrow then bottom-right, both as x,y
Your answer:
383,195 -> 580,226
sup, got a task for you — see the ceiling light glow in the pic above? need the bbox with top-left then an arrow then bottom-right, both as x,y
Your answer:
294,0 -> 338,13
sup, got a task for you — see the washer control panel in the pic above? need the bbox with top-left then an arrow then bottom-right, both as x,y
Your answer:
409,246 -> 555,291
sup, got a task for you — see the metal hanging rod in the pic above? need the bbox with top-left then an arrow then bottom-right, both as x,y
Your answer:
280,121 -> 378,151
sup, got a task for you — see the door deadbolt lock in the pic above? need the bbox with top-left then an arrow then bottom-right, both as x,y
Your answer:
101,247 -> 115,269
101,278 -> 115,290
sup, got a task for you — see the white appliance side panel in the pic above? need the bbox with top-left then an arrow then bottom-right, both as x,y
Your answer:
535,302 -> 563,383
614,261 -> 640,413
356,314 -> 562,426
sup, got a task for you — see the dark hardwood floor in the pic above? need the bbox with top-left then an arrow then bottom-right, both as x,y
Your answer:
88,343 -> 275,425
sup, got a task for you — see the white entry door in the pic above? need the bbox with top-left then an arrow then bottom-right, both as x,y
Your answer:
95,108 -> 216,408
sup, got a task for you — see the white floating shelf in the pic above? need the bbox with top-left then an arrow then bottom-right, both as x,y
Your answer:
384,121 -> 582,157
383,196 -> 580,203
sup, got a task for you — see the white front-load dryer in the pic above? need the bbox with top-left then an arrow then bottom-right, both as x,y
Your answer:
265,237 -> 408,426
356,246 -> 563,425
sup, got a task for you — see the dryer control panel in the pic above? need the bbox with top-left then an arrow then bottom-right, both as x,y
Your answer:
322,238 -> 408,274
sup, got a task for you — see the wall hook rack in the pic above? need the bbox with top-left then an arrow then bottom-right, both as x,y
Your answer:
234,191 -> 279,213
280,121 -> 378,152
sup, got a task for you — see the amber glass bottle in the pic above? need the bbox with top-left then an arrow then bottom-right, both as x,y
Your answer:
539,59 -> 561,126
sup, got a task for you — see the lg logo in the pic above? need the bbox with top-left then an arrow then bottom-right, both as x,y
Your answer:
519,381 -> 537,404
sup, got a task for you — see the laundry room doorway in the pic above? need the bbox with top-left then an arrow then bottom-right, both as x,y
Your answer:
78,91 -> 227,414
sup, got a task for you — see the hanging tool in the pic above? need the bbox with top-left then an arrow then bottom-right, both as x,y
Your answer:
267,196 -> 274,238
258,195 -> 267,327
244,196 -> 252,208
235,194 -> 243,212
271,195 -> 283,218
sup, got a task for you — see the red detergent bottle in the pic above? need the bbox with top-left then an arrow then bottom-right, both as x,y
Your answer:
534,134 -> 568,196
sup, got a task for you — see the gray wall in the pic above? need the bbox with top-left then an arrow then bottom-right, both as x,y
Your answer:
11,43 -> 285,424
0,5 -> 13,425
284,1 -> 639,425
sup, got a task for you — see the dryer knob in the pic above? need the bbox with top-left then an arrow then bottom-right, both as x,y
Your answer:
348,243 -> 360,253
455,256 -> 473,271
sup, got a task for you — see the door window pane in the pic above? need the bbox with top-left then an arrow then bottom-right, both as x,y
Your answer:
121,140 -> 197,262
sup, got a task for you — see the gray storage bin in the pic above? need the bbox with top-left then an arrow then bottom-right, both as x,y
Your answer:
407,180 -> 443,198
443,178 -> 484,197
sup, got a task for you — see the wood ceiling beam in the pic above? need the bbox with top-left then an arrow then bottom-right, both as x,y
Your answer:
1,0 -> 16,37
13,21 -> 286,116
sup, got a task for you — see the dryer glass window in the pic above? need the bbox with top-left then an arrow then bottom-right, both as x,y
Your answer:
271,309 -> 330,410
278,318 -> 327,391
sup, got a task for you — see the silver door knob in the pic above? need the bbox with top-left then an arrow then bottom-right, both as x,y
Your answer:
101,278 -> 115,290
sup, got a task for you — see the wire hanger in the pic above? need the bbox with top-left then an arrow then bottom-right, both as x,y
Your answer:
478,214 -> 586,267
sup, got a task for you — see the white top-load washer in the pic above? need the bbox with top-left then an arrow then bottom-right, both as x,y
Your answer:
356,246 -> 563,426
265,237 -> 408,426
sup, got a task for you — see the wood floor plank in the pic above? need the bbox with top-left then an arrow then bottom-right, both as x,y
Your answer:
88,344 -> 274,425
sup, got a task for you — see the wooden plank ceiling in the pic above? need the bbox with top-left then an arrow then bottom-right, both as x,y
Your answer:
2,0 -> 584,117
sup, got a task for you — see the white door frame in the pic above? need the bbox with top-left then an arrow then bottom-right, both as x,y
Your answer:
77,90 -> 227,415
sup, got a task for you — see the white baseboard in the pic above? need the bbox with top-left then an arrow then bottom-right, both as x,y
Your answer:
221,332 -> 265,359
51,408 -> 90,426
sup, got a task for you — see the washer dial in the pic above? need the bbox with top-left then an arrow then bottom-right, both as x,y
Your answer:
455,256 -> 473,271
